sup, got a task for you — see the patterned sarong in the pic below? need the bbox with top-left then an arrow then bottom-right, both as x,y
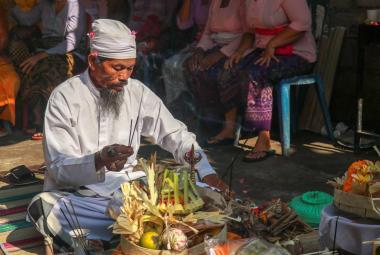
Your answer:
8,34 -> 78,108
188,47 -> 313,132
238,49 -> 313,131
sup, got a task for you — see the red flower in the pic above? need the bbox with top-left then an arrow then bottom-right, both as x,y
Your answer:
88,31 -> 95,39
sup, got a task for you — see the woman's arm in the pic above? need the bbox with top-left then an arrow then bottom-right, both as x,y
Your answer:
268,0 -> 311,48
196,0 -> 216,51
177,0 -> 194,30
45,1 -> 86,55
224,32 -> 254,69
20,1 -> 85,74
256,0 -> 311,66
267,27 -> 304,50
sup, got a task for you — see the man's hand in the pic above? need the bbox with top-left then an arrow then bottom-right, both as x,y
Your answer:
95,144 -> 134,172
20,52 -> 48,74
202,174 -> 234,197
186,48 -> 204,72
199,50 -> 225,71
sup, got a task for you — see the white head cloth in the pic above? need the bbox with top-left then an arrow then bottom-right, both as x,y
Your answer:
89,19 -> 136,59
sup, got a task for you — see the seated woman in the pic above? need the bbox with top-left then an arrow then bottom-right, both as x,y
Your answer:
9,0 -> 86,140
186,0 -> 252,142
224,0 -> 317,161
0,6 -> 20,138
162,0 -> 210,128
128,0 -> 179,96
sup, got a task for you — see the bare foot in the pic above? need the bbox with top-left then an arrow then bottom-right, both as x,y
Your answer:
25,128 -> 37,135
245,131 -> 271,160
207,127 -> 235,144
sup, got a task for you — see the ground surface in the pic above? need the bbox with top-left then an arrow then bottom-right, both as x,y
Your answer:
1,130 -> 378,202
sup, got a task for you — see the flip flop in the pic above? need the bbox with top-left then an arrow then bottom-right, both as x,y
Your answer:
242,149 -> 276,162
203,137 -> 235,147
31,132 -> 44,141
0,130 -> 9,138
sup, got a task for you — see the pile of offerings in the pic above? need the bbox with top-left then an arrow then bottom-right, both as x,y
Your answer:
329,160 -> 380,220
107,148 -> 316,254
108,153 -> 235,254
204,198 -> 313,255
228,199 -> 313,243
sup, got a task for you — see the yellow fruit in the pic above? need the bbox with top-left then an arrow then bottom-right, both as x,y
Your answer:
139,231 -> 160,250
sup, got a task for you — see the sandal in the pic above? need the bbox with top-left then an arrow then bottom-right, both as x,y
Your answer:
0,129 -> 9,138
31,132 -> 44,140
25,123 -> 43,135
0,165 -> 40,186
204,136 -> 235,147
243,149 -> 276,162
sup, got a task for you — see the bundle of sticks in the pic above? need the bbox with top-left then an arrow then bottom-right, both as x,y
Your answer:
227,199 -> 313,243
60,199 -> 90,254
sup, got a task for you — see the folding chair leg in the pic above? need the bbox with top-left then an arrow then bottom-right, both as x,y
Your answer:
315,75 -> 335,142
234,116 -> 242,146
277,83 -> 291,156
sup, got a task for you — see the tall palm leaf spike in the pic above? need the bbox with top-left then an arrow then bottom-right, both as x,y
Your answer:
184,144 -> 202,184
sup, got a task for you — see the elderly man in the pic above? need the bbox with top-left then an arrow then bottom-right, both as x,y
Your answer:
27,19 -> 228,253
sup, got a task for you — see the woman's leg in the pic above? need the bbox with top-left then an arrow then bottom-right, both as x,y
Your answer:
186,49 -> 225,138
244,82 -> 273,159
242,50 -> 313,160
208,107 -> 237,143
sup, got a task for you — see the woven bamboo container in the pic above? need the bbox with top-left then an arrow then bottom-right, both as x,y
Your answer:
334,189 -> 380,220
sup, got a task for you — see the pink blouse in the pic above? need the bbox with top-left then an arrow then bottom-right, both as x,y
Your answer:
246,0 -> 317,63
197,0 -> 247,57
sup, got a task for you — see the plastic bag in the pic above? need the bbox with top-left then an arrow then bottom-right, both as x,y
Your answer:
205,237 -> 291,255
106,189 -> 125,220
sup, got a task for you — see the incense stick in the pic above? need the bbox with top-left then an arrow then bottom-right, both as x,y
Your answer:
128,119 -> 133,146
221,133 -> 251,179
63,201 -> 88,254
62,201 -> 89,254
130,89 -> 144,146
68,200 -> 90,252
60,207 -> 88,255
221,131 -> 253,197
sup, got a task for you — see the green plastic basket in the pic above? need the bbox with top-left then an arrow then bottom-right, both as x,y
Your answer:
289,191 -> 333,227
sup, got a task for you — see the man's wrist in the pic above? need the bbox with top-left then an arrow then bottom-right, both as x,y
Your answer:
94,151 -> 104,171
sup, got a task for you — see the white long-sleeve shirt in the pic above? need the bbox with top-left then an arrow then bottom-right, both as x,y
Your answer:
11,0 -> 85,55
43,69 -> 215,196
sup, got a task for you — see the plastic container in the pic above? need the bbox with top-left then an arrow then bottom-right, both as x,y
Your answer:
290,191 -> 333,227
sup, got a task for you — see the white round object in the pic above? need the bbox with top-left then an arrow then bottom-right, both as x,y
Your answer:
162,228 -> 188,252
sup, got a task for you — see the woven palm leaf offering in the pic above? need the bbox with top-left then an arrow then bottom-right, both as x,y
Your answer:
328,160 -> 380,219
108,152 -> 236,254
